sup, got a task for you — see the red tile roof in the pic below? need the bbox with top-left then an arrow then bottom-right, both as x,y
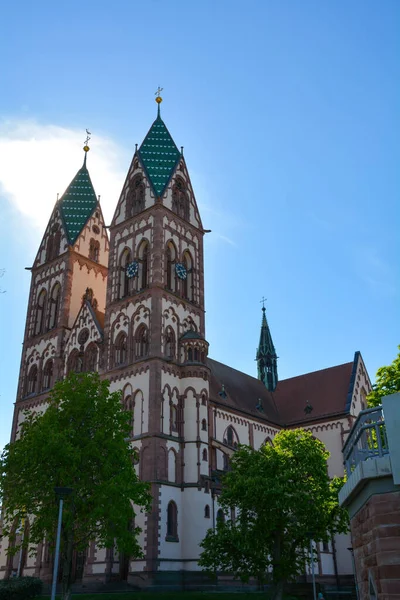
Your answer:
208,356 -> 357,427
275,361 -> 354,425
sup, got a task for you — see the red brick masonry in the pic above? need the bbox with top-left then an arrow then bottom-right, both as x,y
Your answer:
351,491 -> 400,599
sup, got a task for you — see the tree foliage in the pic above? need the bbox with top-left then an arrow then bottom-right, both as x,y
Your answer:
0,372 -> 151,600
199,430 -> 348,599
367,346 -> 400,407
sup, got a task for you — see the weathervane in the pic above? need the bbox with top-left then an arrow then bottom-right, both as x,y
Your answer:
260,296 -> 267,310
83,129 -> 91,152
155,87 -> 163,115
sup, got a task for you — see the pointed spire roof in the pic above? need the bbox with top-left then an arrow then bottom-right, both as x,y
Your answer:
138,111 -> 181,197
257,307 -> 277,359
59,157 -> 98,245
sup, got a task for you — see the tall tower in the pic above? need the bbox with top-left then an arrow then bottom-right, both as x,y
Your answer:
256,304 -> 278,392
104,93 -> 210,576
11,143 -> 109,442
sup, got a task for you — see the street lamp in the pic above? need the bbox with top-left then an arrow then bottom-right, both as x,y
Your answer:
51,487 -> 73,600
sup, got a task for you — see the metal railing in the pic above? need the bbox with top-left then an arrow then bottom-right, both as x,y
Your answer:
343,406 -> 389,478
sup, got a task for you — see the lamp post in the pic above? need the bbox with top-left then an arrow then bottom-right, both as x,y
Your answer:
51,487 -> 73,600
309,538 -> 317,600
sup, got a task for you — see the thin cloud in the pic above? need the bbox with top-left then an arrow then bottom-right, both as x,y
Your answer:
0,120 -> 128,232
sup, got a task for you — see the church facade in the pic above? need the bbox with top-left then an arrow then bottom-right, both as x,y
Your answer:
0,97 -> 372,587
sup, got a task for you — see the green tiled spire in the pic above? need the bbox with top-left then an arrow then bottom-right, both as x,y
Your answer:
138,115 -> 181,197
59,158 -> 98,245
256,306 -> 278,392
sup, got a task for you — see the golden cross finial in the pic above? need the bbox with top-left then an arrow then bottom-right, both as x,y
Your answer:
260,296 -> 267,309
83,129 -> 91,153
155,86 -> 163,108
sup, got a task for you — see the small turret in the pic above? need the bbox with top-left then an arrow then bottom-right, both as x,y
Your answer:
256,303 -> 278,392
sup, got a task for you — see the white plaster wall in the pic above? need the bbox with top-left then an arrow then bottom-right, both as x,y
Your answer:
110,371 -> 150,435
320,550 -> 335,575
159,485 -> 182,566
181,488 -> 213,567
308,421 -> 347,478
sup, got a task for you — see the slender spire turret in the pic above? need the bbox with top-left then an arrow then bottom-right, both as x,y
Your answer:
256,301 -> 278,392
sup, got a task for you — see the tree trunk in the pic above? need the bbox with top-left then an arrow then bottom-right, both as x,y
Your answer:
271,532 -> 284,600
61,531 -> 74,600
271,579 -> 285,600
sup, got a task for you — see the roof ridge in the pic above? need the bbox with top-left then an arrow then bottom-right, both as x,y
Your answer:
279,360 -> 354,383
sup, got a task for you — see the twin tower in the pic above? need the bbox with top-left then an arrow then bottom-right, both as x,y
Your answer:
11,97 -> 277,581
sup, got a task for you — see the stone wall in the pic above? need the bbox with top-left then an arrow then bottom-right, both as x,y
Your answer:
351,490 -> 400,598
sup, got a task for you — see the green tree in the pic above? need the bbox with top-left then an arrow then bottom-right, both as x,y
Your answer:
199,430 -> 349,600
0,372 -> 151,600
367,346 -> 400,407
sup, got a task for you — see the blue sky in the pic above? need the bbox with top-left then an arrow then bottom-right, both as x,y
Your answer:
0,0 -> 399,451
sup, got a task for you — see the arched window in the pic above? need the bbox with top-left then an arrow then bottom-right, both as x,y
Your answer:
216,509 -> 225,524
227,426 -> 234,446
225,425 -> 238,448
48,283 -> 61,330
172,177 -> 189,220
119,248 -> 131,299
201,394 -> 207,406
194,348 -> 199,362
202,448 -> 208,461
124,394 -> 134,436
115,333 -> 127,366
34,289 -> 47,335
26,365 -> 38,395
168,449 -> 177,483
171,405 -> 178,432
135,326 -> 149,359
67,350 -> 83,375
89,238 -> 100,263
46,224 -> 61,262
42,360 -> 53,391
165,327 -> 176,360
223,453 -> 230,471
126,175 -> 145,217
201,419 -> 207,431
187,348 -> 193,362
182,251 -> 194,301
165,241 -> 177,292
138,240 -> 149,290
166,501 -> 178,540
204,505 -> 210,518
84,344 -> 98,372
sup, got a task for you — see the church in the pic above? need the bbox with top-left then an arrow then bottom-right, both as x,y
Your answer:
0,94 -> 372,588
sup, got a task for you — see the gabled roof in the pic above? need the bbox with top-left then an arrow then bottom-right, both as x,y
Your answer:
275,359 -> 355,426
208,353 -> 360,428
59,160 -> 98,245
208,358 -> 282,425
138,115 -> 181,197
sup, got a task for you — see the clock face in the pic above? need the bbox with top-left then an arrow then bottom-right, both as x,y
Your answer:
126,261 -> 139,278
175,263 -> 187,280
